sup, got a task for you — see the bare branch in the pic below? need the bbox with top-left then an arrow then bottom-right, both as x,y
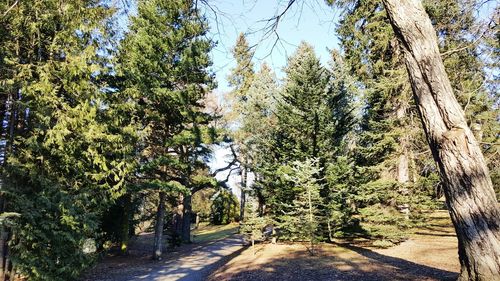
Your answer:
210,144 -> 240,177
2,0 -> 18,17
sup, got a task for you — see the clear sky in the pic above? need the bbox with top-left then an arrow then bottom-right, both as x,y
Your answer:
203,1 -> 342,195
113,0 -> 342,196
204,0 -> 341,93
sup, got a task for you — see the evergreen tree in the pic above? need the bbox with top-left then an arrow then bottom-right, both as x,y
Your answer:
226,33 -> 255,221
331,0 -> 499,240
117,0 -> 214,259
265,43 -> 355,222
228,33 -> 255,104
239,63 -> 279,217
279,159 -> 323,255
210,189 -> 239,225
0,1 -> 137,279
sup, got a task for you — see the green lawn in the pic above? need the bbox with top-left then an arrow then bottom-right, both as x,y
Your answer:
192,223 -> 239,243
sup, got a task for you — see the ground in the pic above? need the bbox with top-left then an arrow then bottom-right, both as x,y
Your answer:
208,211 -> 459,281
83,211 -> 460,281
81,223 -> 243,281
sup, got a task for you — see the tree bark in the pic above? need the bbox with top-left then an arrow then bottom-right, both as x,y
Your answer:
152,191 -> 166,260
181,193 -> 192,243
120,193 -> 131,255
382,1 -> 500,280
240,166 -> 247,222
172,193 -> 184,240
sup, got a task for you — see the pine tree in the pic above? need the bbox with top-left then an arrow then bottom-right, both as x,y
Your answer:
239,63 -> 279,217
331,0 -> 499,241
226,33 -> 255,221
117,0 -> 214,258
330,0 -> 500,277
264,43 -> 355,221
228,33 -> 255,104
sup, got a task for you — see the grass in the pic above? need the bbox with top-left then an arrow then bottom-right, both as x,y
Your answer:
192,222 -> 239,243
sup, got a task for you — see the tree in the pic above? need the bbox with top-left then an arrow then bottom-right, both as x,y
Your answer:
380,1 -> 500,279
226,33 -> 256,222
264,1 -> 499,278
262,43 -> 356,229
0,0 -> 137,279
238,63 -> 279,217
117,0 -> 214,259
334,0 -> 439,238
279,159 -> 323,255
210,189 -> 239,225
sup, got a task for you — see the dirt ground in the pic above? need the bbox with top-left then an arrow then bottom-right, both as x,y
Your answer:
208,211 -> 459,281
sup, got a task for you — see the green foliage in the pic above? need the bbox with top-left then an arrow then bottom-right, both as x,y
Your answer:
117,0 -> 215,194
192,188 -> 217,222
210,189 -> 239,225
0,1 -> 139,280
227,33 -> 255,102
278,159 -> 323,250
240,200 -> 269,242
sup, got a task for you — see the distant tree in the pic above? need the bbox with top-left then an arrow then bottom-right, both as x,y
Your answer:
210,189 -> 239,225
226,33 -> 256,222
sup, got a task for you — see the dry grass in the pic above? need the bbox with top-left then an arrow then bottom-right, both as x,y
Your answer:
208,211 -> 459,281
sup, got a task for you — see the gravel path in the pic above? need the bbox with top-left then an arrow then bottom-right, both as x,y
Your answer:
82,234 -> 246,281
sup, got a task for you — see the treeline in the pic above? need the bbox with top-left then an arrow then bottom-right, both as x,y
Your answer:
232,0 -> 498,250
0,0 -> 498,280
0,0 -> 231,280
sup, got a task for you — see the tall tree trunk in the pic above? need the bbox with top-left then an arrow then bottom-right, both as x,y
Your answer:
181,193 -> 192,243
172,193 -> 184,241
0,198 -> 6,279
120,193 -> 132,255
382,1 -> 500,280
152,191 -> 166,260
396,99 -> 410,185
240,165 -> 247,221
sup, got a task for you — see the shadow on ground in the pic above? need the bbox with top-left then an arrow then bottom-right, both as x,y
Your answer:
208,242 -> 458,281
82,235 -> 247,281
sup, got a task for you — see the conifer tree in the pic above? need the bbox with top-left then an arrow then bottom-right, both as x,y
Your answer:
226,33 -> 255,221
279,159 -> 323,255
332,0 -> 499,237
330,0 -> 500,277
117,0 -> 214,259
0,1 -> 137,279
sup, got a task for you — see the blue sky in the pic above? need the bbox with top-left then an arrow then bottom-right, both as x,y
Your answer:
203,1 -> 342,194
113,1 -> 342,195
204,0 -> 341,93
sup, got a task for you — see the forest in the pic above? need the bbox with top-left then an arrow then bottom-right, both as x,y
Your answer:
0,0 -> 498,280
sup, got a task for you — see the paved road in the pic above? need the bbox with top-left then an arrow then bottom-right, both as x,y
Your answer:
83,235 -> 246,281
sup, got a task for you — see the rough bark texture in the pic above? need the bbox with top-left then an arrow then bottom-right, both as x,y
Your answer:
172,193 -> 184,240
152,191 -> 166,260
382,1 -> 500,280
120,194 -> 131,255
240,166 -> 247,221
181,194 -> 192,243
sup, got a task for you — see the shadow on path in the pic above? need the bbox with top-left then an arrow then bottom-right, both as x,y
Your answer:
82,235 -> 247,281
